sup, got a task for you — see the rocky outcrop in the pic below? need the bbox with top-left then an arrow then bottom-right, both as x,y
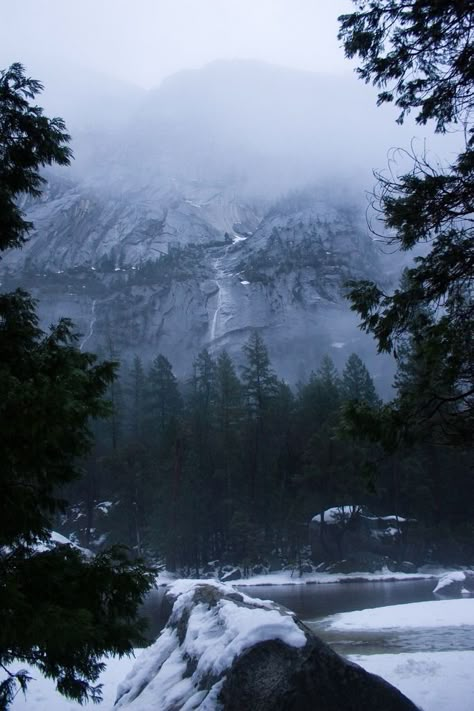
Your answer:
433,570 -> 474,596
2,184 -> 390,383
1,61 -> 399,385
115,580 -> 419,710
309,506 -> 417,567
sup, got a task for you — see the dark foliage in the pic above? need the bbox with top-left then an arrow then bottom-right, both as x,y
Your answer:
338,0 -> 474,131
339,1 -> 474,447
0,64 -> 154,708
0,63 -> 72,252
69,337 -> 474,572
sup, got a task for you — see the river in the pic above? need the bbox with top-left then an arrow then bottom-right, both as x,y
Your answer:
142,578 -> 441,642
139,578 -> 473,711
241,580 -> 473,657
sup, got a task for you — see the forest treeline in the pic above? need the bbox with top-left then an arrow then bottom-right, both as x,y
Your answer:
63,332 -> 473,571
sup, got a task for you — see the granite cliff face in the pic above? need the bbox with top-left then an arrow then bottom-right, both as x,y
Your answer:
1,61 -> 395,382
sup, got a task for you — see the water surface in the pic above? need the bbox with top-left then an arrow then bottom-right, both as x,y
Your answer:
241,579 -> 438,621
142,578 -> 439,641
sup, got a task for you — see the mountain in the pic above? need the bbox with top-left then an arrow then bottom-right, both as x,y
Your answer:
1,60 -> 397,385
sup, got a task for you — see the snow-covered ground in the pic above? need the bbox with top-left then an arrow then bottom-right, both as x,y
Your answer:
9,592 -> 474,710
322,599 -> 474,711
15,650 -> 474,711
216,568 -> 438,587
10,655 -> 135,710
349,652 -> 474,711
326,598 -> 474,631
155,562 -> 464,588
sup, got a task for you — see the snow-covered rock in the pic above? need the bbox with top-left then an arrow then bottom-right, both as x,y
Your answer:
114,579 -> 418,710
310,505 -> 417,566
33,530 -> 91,556
433,570 -> 474,596
219,566 -> 242,583
311,505 -> 363,525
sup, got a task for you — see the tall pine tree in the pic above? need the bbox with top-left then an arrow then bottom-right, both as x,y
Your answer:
0,64 -> 153,708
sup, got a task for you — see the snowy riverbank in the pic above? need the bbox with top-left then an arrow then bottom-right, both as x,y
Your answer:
157,566 -> 447,588
11,642 -> 474,711
330,599 -> 474,711
324,597 -> 474,631
350,651 -> 474,711
10,588 -> 474,710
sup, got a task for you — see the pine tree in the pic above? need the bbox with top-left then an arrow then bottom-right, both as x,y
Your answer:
0,63 -> 72,251
0,64 -> 153,707
241,331 -> 278,418
296,357 -> 356,550
148,354 -> 182,439
342,353 -> 380,407
214,350 -> 243,510
241,332 -> 279,527
187,349 -> 219,566
127,355 -> 147,443
144,354 -> 182,562
339,1 -> 474,446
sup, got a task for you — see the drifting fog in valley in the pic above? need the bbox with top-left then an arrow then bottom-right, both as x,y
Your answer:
0,1 -> 462,388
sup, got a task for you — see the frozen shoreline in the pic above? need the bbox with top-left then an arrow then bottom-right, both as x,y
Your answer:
10,586 -> 474,710
157,567 -> 445,588
323,599 -> 474,711
324,597 -> 474,631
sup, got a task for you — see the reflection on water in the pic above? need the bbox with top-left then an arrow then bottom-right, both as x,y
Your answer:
241,579 -> 438,622
247,580 -> 473,657
142,578 -> 439,642
141,579 -> 473,657
311,625 -> 474,656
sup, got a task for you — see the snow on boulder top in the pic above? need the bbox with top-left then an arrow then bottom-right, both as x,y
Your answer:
311,505 -> 362,524
433,570 -> 474,595
50,531 -> 80,546
311,506 -> 408,525
30,531 -> 92,557
115,580 -> 306,709
115,579 -> 419,711
434,571 -> 466,594
377,515 -> 407,523
96,500 -> 114,514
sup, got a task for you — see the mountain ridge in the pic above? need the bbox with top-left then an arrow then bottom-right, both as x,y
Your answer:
1,60 -> 396,385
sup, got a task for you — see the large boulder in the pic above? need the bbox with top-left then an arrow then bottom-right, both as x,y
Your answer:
309,505 -> 417,565
115,580 -> 418,710
433,570 -> 474,596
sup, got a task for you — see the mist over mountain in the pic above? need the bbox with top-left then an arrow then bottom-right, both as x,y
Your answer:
2,59 -> 418,386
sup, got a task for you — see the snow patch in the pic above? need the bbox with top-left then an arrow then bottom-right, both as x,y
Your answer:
96,500 -> 114,514
350,652 -> 474,711
433,571 -> 467,594
184,199 -> 202,209
311,505 -> 361,524
33,531 -> 90,556
325,599 -> 474,631
10,654 -> 136,711
157,568 -> 441,588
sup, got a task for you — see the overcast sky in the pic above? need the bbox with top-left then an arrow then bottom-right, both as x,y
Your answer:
1,0 -> 355,89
